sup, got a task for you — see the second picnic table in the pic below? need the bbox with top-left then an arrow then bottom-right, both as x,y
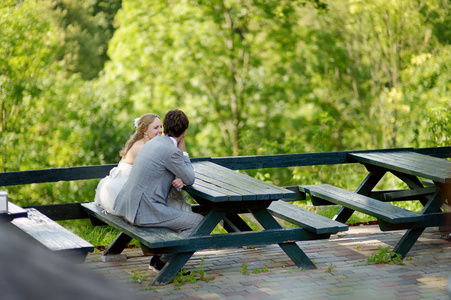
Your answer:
300,150 -> 451,258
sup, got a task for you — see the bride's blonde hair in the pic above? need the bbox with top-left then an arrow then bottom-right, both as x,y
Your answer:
119,113 -> 160,158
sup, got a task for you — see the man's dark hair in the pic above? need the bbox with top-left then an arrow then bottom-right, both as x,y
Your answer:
163,109 -> 189,137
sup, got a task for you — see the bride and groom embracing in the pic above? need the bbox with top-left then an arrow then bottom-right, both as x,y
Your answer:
94,109 -> 203,272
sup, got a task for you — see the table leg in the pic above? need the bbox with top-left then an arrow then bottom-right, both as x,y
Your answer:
152,252 -> 193,285
333,207 -> 354,223
393,189 -> 444,258
355,168 -> 386,195
193,209 -> 227,235
391,171 -> 431,207
334,169 -> 385,223
251,208 -> 316,269
103,232 -> 132,256
222,211 -> 253,232
393,228 -> 425,258
153,209 -> 227,285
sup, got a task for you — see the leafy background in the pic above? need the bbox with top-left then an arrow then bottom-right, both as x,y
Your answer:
0,0 -> 449,240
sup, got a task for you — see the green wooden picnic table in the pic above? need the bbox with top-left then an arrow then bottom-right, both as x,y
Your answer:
338,151 -> 450,257
150,161 -> 348,284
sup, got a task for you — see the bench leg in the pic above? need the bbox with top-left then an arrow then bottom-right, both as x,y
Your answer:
251,208 -> 316,270
192,209 -> 227,235
393,190 -> 444,258
333,207 -> 354,224
140,243 -> 153,255
150,209 -> 228,285
333,168 -> 386,223
104,232 -> 132,256
152,252 -> 194,285
279,243 -> 316,270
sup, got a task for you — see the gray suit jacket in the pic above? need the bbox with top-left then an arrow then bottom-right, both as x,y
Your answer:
113,135 -> 195,225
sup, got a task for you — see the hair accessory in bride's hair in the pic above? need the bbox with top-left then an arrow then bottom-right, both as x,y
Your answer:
134,117 -> 140,128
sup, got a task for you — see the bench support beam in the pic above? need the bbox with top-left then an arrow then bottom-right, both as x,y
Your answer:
251,208 -> 317,270
104,232 -> 133,256
333,168 -> 385,223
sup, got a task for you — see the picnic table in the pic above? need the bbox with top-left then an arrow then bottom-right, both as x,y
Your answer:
300,151 -> 451,258
83,161 -> 348,285
156,161 -> 349,284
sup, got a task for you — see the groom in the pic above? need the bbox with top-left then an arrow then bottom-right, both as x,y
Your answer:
114,109 -> 203,271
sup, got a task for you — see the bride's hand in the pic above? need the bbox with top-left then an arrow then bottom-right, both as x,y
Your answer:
172,178 -> 185,189
177,138 -> 186,152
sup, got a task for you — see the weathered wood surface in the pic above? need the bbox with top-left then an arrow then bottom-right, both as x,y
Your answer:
82,202 -> 330,253
81,203 -> 184,250
268,200 -> 348,234
300,184 -> 423,224
11,208 -> 94,263
187,161 -> 295,202
348,151 -> 451,184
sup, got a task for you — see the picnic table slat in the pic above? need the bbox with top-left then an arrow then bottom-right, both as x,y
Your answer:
186,182 -> 234,202
194,173 -> 256,200
11,208 -> 93,263
300,184 -> 423,224
193,161 -> 294,200
349,152 -> 451,183
193,162 -> 276,195
81,203 -> 186,249
0,202 -> 28,222
268,200 -> 348,234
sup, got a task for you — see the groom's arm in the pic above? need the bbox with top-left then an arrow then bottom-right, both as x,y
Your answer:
167,150 -> 195,186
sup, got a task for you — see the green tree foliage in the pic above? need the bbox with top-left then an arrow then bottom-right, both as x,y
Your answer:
1,0 -> 450,207
0,0 -> 62,172
51,0 -> 121,79
104,0 -> 328,157
0,0 -> 122,205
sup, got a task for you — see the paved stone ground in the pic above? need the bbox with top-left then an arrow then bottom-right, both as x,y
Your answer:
82,225 -> 451,299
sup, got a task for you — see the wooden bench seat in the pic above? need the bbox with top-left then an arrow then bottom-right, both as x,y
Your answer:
81,203 -> 185,256
11,208 -> 94,263
81,202 -> 347,258
268,200 -> 348,235
299,184 -> 424,225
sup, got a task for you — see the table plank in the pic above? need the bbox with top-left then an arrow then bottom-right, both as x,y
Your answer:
11,208 -> 93,263
194,161 -> 287,193
193,162 -> 270,195
194,173 -> 256,200
349,152 -> 451,183
186,182 -> 236,202
192,161 -> 294,201
302,184 -> 422,224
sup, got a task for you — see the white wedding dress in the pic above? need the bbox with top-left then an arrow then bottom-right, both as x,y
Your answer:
94,162 -> 191,215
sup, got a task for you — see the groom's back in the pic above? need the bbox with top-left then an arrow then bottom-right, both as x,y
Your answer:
114,135 -> 176,223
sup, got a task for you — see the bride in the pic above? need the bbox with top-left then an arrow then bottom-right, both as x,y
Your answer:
94,113 -> 191,215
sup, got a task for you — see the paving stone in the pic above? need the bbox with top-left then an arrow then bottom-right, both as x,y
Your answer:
80,225 -> 451,299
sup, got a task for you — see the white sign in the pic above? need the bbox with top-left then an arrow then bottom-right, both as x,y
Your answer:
0,191 -> 8,213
